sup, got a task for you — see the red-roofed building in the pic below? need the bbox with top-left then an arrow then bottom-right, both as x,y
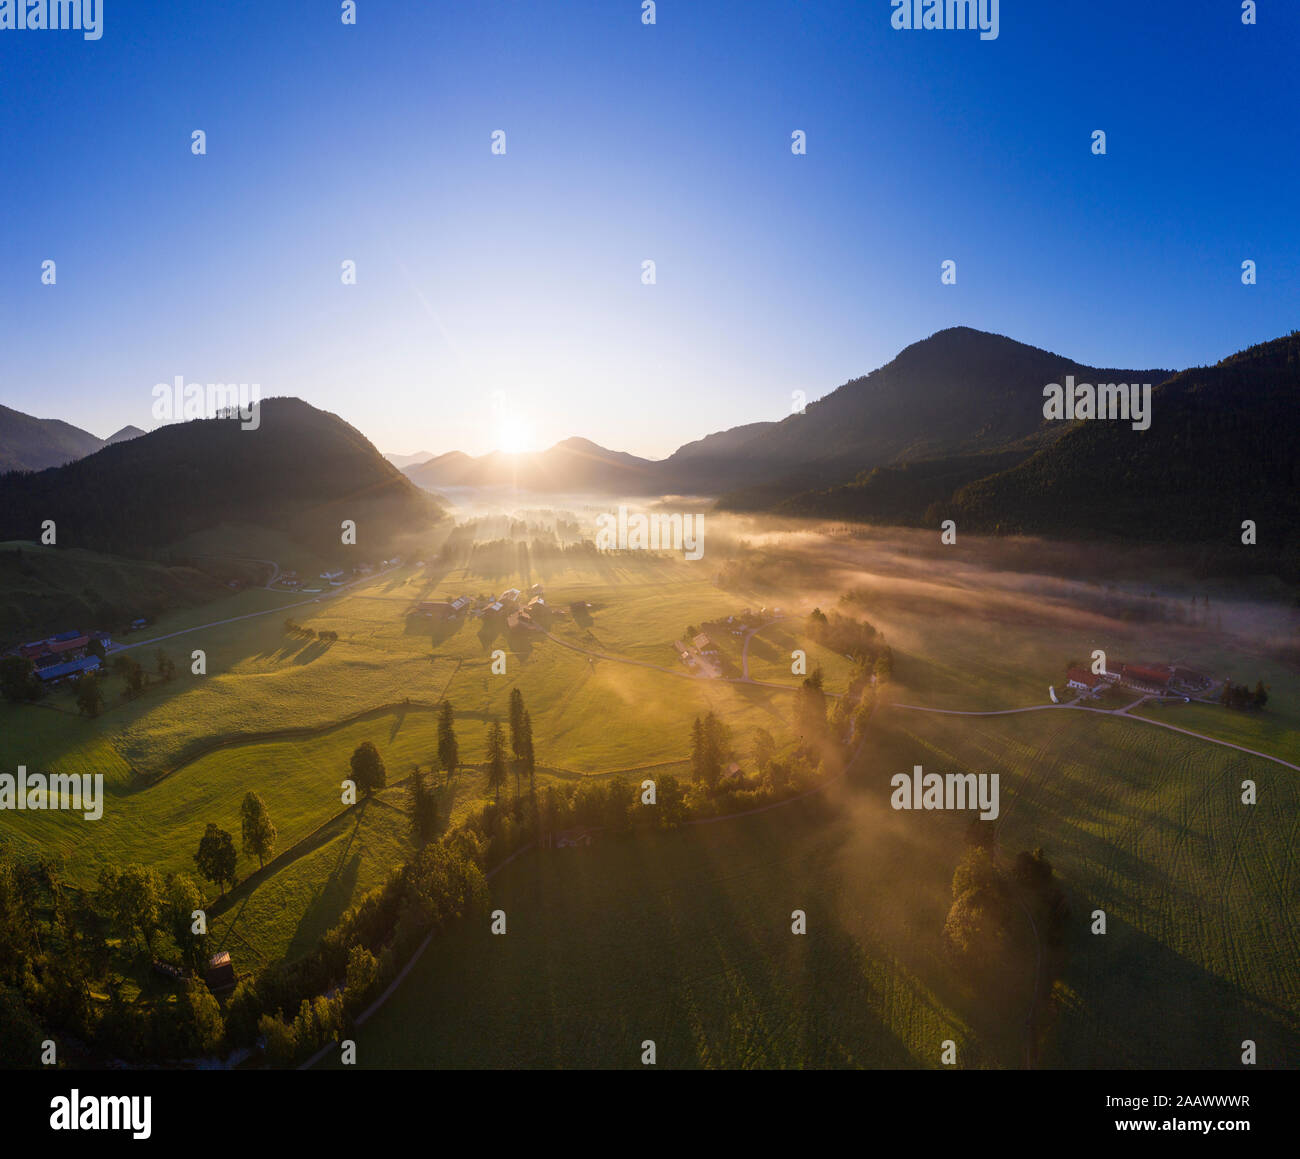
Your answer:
1120,663 -> 1173,692
1065,668 -> 1106,694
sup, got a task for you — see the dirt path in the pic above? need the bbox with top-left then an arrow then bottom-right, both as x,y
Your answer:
890,700 -> 1300,772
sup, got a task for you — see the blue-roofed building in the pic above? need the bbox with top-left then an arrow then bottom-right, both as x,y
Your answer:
34,655 -> 101,683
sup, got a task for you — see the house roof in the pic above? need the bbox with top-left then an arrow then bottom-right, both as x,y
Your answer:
1123,663 -> 1172,684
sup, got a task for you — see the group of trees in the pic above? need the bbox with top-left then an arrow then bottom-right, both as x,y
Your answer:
805,607 -> 892,676
0,846 -> 226,1066
192,792 -> 278,896
1220,679 -> 1268,710
283,619 -> 339,643
0,809 -> 488,1068
944,834 -> 1068,1022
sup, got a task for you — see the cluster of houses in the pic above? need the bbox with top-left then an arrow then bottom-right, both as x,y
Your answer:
675,632 -> 720,675
13,628 -> 113,684
414,584 -> 562,629
1065,661 -> 1211,698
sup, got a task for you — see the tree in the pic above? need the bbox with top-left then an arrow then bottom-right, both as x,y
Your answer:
690,712 -> 727,788
1253,680 -> 1269,708
519,709 -> 536,794
155,649 -> 176,680
240,791 -> 277,869
343,945 -> 379,1016
690,717 -> 706,783
436,701 -> 460,784
96,865 -> 163,953
350,741 -> 387,796
194,824 -> 238,894
74,672 -> 104,717
408,768 -> 438,844
0,656 -> 42,703
164,872 -> 207,973
794,666 -> 828,748
485,721 -> 508,805
752,726 -> 776,770
508,688 -> 527,798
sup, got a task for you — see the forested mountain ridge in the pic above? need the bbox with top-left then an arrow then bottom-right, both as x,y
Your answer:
0,398 -> 442,558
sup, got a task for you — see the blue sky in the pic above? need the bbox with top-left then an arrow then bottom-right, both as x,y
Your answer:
2,0 -> 1296,459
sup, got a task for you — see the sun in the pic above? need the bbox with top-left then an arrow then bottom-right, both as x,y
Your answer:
497,412 -> 533,455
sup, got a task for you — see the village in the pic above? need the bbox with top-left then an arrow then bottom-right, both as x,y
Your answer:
408,583 -> 582,632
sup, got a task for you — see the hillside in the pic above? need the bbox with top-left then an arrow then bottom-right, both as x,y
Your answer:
0,543 -> 230,643
941,331 -> 1300,556
0,404 -> 107,472
707,327 -> 1172,502
0,397 -> 443,558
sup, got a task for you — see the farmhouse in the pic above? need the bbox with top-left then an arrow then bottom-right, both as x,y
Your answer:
417,601 -> 456,621
692,633 -> 717,655
35,655 -> 101,683
320,570 -> 344,581
1119,662 -> 1174,693
498,588 -> 521,604
1065,667 -> 1107,694
450,595 -> 472,613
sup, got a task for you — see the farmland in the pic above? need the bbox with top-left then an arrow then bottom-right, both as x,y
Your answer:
348,706 -> 1300,1069
1,529 -> 1297,1068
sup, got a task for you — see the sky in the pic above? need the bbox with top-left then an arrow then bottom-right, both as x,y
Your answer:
2,0 -> 1297,460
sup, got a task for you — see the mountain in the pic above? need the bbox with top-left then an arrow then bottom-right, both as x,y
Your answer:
385,450 -> 436,470
406,437 -> 658,495
0,398 -> 442,558
397,328 -> 1172,503
0,405 -> 107,473
941,331 -> 1300,554
702,327 -> 1172,503
105,425 -> 147,445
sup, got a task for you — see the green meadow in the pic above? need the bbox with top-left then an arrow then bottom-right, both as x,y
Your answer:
1,543 -> 1295,1067
0,559 -> 814,965
348,706 -> 1300,1069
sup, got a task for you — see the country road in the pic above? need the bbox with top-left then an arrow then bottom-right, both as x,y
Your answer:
890,699 -> 1300,772
111,565 -> 397,655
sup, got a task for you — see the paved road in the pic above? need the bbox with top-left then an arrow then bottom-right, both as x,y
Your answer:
112,566 -> 397,654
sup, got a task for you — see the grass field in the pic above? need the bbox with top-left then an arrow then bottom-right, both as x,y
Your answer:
0,558 -> 812,965
3,533 -> 1297,1067
345,706 -> 1300,1069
